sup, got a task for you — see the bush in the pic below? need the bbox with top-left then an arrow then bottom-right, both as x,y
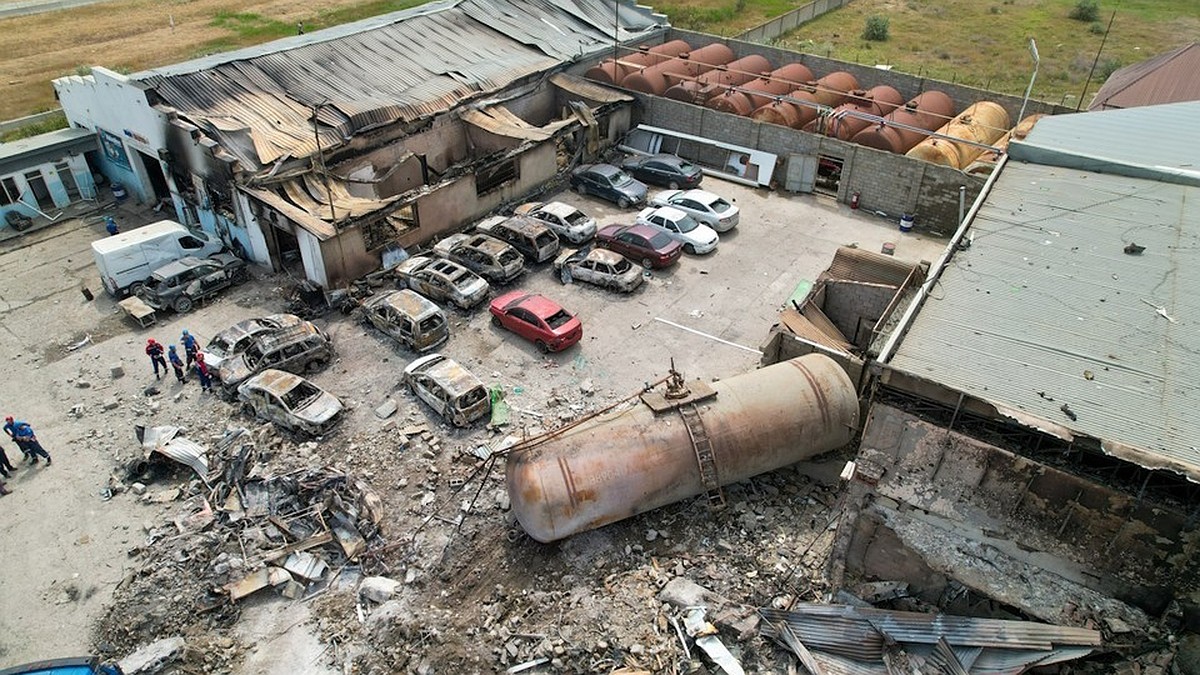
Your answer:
1069,0 -> 1099,22
1088,21 -> 1105,34
862,14 -> 890,41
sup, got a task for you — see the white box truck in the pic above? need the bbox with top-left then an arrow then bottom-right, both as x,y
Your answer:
91,220 -> 224,296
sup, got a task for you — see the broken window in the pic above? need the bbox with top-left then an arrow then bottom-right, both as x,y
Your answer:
0,176 -> 18,205
475,158 -> 519,195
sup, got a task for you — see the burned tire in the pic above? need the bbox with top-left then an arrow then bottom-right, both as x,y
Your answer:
306,358 -> 328,373
173,296 -> 194,313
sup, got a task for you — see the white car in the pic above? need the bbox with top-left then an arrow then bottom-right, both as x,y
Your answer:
649,189 -> 740,232
513,201 -> 597,245
636,206 -> 719,255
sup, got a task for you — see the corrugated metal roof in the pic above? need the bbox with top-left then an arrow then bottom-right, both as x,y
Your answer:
549,72 -> 634,103
134,0 -> 662,171
826,246 -> 915,286
760,604 -> 1099,674
888,160 -> 1200,479
1009,101 -> 1200,187
1089,42 -> 1200,111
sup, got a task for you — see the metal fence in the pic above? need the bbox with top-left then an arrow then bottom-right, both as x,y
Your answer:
737,0 -> 848,44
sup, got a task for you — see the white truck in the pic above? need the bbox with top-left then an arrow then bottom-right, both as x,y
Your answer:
91,220 -> 224,296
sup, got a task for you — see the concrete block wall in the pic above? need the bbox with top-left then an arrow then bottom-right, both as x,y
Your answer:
823,280 -> 897,347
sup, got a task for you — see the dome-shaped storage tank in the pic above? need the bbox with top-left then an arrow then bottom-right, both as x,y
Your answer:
506,354 -> 859,543
804,85 -> 904,139
621,43 -> 736,95
906,101 -> 1011,168
585,40 -> 692,85
706,63 -> 814,116
851,90 -> 955,154
664,54 -> 772,105
751,71 -> 860,129
964,113 -> 1046,176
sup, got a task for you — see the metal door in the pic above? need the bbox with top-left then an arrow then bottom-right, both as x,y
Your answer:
785,154 -> 817,193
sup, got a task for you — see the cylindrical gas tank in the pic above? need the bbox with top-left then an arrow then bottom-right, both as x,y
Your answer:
585,40 -> 693,85
621,43 -> 736,95
805,85 -> 904,139
851,90 -> 955,154
506,354 -> 859,543
906,101 -> 1011,168
706,63 -> 815,116
664,54 -> 772,104
751,71 -> 860,129
964,113 -> 1045,174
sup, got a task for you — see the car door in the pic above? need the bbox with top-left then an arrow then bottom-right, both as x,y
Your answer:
592,261 -> 615,288
412,375 -> 446,417
575,259 -> 599,286
509,307 -> 544,342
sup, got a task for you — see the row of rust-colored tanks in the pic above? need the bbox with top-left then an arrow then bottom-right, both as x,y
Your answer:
586,41 -> 1028,167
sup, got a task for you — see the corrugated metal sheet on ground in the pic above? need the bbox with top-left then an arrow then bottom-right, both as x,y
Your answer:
134,0 -> 660,171
827,246 -> 918,286
153,436 -> 210,482
760,604 -> 1099,674
550,72 -> 635,103
888,160 -> 1200,480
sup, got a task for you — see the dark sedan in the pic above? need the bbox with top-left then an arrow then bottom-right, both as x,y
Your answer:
621,154 -> 703,189
569,164 -> 648,208
595,223 -> 682,269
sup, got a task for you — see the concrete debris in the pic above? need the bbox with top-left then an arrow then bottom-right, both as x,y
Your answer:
117,636 -> 186,674
359,576 -> 401,603
375,399 -> 398,419
111,365 -> 125,379
658,577 -> 712,609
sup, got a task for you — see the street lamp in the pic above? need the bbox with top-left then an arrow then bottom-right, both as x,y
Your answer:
1017,38 -> 1039,122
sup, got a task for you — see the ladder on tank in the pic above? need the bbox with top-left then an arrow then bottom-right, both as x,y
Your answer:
679,402 -> 725,508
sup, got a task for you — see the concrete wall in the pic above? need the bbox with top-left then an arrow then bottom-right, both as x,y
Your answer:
823,280 -> 897,347
636,94 -> 981,232
843,403 -> 1200,625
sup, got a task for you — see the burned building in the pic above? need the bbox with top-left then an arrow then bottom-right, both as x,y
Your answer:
52,0 -> 665,287
831,101 -> 1200,631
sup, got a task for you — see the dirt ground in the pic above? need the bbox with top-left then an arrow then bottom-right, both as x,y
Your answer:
0,179 -> 946,672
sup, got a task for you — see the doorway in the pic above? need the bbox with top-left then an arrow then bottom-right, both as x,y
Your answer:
23,171 -> 54,211
56,162 -> 80,202
815,155 -> 844,197
136,151 -> 170,203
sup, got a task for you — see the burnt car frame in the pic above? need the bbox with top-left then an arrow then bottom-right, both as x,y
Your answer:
432,233 -> 525,284
238,368 -> 343,436
136,253 -> 248,313
553,246 -> 643,293
393,255 -> 490,310
403,353 -> 491,427
361,289 -> 449,353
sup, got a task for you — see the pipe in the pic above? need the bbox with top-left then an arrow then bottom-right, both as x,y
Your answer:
506,354 -> 859,542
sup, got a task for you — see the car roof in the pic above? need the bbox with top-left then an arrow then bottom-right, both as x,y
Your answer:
621,223 -> 659,239
364,289 -> 441,319
395,255 -> 435,274
152,256 -> 206,278
405,353 -> 483,395
645,154 -> 685,166
642,205 -> 689,221
466,234 -> 512,255
243,368 -> 305,394
680,189 -> 720,204
588,163 -> 620,177
585,248 -> 626,266
495,215 -> 551,236
538,201 -> 581,218
252,322 -> 323,351
497,292 -> 563,318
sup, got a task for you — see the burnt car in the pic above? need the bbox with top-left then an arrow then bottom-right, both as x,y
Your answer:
569,164 -> 648,208
595,223 -> 683,269
136,253 -> 248,313
553,246 -> 643,293
202,314 -> 305,372
513,201 -> 597,245
218,322 -> 334,395
238,369 -> 343,436
403,353 -> 490,427
475,215 -> 560,264
621,153 -> 703,189
432,233 -> 525,284
361,289 -> 448,353
393,255 -> 489,310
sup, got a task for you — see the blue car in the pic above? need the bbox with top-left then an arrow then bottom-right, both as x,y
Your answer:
569,164 -> 648,209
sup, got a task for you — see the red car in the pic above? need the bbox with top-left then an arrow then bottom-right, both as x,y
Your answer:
595,223 -> 682,269
489,291 -> 583,353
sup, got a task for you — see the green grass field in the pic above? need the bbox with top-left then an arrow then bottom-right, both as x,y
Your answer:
667,0 -> 1200,107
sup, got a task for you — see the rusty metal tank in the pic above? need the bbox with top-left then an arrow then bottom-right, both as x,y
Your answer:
906,101 -> 1011,168
964,113 -> 1046,175
506,354 -> 859,543
851,90 -> 955,154
620,43 -> 736,95
584,40 -> 693,85
663,54 -> 772,105
803,85 -> 904,139
751,71 -> 860,129
706,63 -> 815,116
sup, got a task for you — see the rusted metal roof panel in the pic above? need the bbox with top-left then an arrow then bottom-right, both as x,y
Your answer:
827,246 -> 914,286
1089,42 -> 1200,110
888,159 -> 1200,480
550,72 -> 634,103
134,0 -> 661,171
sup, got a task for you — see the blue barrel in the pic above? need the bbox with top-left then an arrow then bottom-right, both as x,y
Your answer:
899,213 -> 914,232
111,183 -> 127,202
